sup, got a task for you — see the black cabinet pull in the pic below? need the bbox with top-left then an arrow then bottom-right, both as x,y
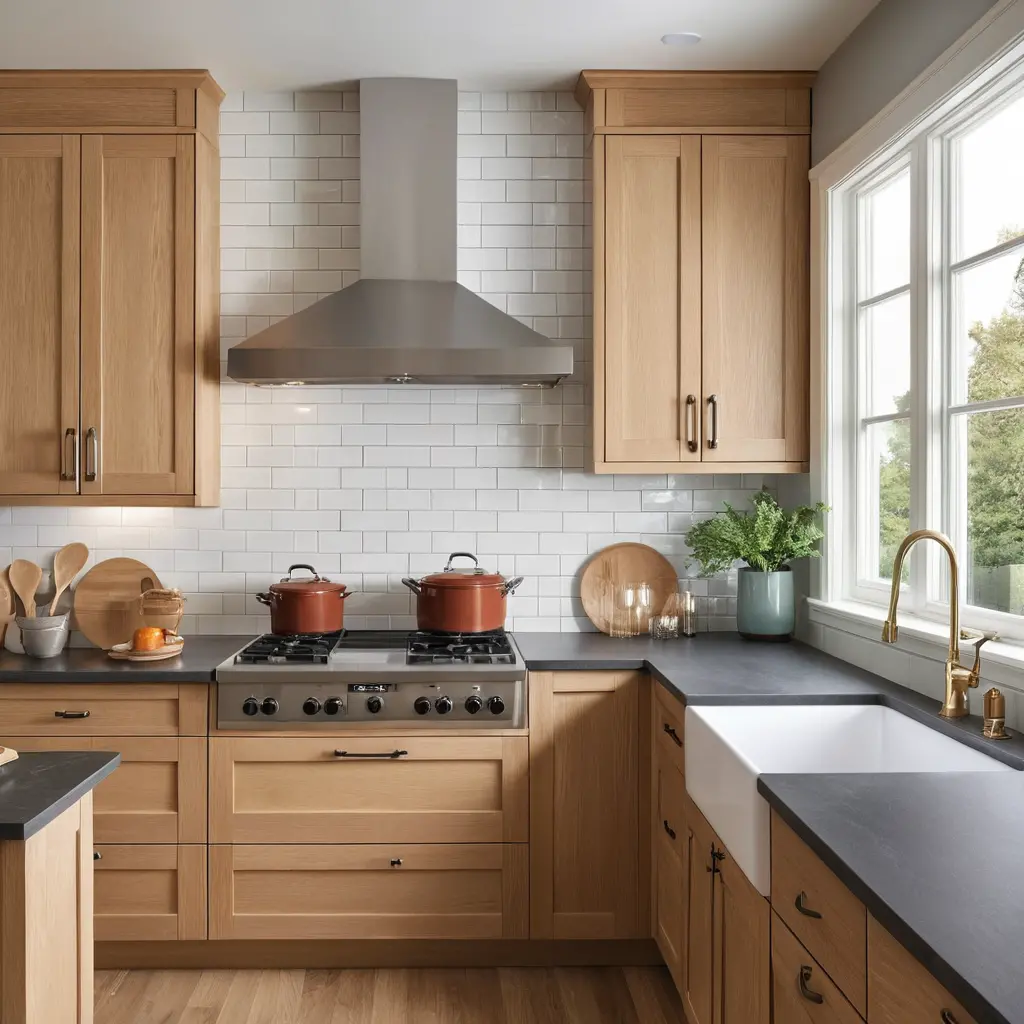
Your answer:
334,749 -> 408,759
940,1013 -> 960,1024
54,710 -> 90,719
662,819 -> 677,840
798,966 -> 824,1004
662,722 -> 682,747
707,844 -> 725,874
795,891 -> 822,918
93,851 -> 102,861
389,858 -> 403,868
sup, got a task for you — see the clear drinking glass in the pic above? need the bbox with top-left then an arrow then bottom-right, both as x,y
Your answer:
609,581 -> 653,638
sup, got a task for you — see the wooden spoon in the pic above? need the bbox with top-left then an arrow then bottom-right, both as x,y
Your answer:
9,559 -> 42,619
50,542 -> 89,615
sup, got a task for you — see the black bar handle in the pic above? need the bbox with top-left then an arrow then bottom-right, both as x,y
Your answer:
795,891 -> 823,919
93,851 -> 102,861
390,858 -> 403,867
663,820 -> 677,840
798,966 -> 824,1004
334,749 -> 408,759
54,710 -> 91,719
662,722 -> 682,747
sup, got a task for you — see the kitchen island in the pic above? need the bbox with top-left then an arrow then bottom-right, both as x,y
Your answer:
0,750 -> 120,1024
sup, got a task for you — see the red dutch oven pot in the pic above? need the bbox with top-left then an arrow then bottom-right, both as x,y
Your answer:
256,564 -> 350,634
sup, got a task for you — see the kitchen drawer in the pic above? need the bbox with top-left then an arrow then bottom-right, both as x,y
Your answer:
868,916 -> 978,1024
656,752 -> 687,861
654,683 -> 685,778
209,735 -> 529,845
772,911 -> 864,1024
771,812 -> 867,1016
93,844 -> 206,941
653,755 -> 687,990
209,843 -> 529,940
4,736 -> 205,843
0,683 -> 207,736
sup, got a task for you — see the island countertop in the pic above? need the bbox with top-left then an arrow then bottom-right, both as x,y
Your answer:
0,750 -> 120,840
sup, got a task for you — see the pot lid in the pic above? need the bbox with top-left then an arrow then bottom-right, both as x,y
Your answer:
420,552 -> 507,588
269,563 -> 348,595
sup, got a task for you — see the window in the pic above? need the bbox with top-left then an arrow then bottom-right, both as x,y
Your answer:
830,68 -> 1024,638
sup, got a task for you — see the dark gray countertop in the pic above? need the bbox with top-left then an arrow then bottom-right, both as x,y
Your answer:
0,635 -> 247,682
759,772 -> 1024,1024
0,750 -> 120,840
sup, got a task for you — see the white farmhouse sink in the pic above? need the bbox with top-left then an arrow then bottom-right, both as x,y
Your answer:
684,704 -> 1012,896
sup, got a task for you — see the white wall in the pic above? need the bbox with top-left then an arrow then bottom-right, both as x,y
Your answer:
0,89 -> 772,636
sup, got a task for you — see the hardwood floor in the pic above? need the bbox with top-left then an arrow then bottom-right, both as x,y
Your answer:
94,966 -> 683,1023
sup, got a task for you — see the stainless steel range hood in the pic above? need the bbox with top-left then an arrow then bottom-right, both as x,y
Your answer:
227,78 -> 573,387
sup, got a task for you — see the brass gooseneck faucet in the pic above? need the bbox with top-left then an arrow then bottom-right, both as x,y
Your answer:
880,529 -> 997,719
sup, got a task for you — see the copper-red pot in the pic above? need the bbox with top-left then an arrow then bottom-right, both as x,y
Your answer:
402,552 -> 523,633
256,564 -> 350,634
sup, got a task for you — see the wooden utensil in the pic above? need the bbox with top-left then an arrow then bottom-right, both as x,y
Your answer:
72,557 -> 163,650
0,567 -> 14,647
50,542 -> 89,615
580,542 -> 680,635
9,559 -> 42,619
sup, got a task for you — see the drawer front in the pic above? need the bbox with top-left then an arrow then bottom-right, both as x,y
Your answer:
772,912 -> 864,1024
771,813 -> 867,1016
94,844 -> 207,941
209,843 -> 529,940
209,735 -> 529,845
656,754 -> 687,860
868,916 -> 978,1024
4,736 -> 206,843
0,683 -> 207,736
654,683 -> 685,778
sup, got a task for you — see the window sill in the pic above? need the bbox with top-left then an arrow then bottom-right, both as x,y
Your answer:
806,598 -> 1024,684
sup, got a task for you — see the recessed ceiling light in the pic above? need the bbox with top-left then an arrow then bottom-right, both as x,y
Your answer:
661,32 -> 702,46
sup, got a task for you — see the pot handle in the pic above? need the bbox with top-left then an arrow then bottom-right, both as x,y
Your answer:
502,576 -> 525,596
401,578 -> 422,596
256,593 -> 273,606
444,552 -> 479,572
284,563 -> 324,581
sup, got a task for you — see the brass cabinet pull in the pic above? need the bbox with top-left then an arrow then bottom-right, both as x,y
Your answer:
798,966 -> 824,1004
795,891 -> 823,919
61,428 -> 79,483
54,710 -> 90,719
84,426 -> 99,482
334,749 -> 408,759
685,394 -> 698,452
662,722 -> 682,747
389,858 -> 403,868
662,819 -> 677,840
707,394 -> 719,449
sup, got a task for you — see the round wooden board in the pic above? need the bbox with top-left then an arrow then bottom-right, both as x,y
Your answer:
580,542 -> 679,635
72,557 -> 162,650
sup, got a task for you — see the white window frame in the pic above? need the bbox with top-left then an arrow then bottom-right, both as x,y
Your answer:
812,0 -> 1024,649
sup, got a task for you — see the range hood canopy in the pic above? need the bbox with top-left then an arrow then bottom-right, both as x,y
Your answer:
227,78 -> 573,387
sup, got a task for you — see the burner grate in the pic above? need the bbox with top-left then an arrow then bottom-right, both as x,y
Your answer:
236,631 -> 344,664
406,629 -> 516,666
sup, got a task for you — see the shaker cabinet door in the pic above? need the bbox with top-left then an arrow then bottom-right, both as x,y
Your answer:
80,134 -> 195,496
0,135 -> 80,495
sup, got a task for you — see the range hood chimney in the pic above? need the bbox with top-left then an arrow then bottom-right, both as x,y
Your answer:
227,79 -> 574,387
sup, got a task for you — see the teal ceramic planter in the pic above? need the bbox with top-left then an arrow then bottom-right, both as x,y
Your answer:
736,567 -> 795,641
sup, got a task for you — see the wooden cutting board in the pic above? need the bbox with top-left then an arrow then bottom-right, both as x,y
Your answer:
73,557 -> 163,650
580,542 -> 680,635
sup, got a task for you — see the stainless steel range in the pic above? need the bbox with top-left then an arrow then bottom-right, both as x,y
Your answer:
215,629 -> 526,729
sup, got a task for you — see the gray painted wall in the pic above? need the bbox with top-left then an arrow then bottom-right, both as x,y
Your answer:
813,0 -> 1001,163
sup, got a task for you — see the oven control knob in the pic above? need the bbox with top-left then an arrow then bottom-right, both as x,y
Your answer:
302,698 -> 321,716
414,697 -> 432,716
366,696 -> 384,714
242,697 -> 260,717
324,697 -> 344,716
260,697 -> 279,716
464,695 -> 483,714
435,696 -> 453,715
488,696 -> 505,715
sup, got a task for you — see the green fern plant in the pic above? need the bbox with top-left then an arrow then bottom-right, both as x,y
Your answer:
683,490 -> 829,576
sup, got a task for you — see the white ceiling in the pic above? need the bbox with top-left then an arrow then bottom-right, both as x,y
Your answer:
1,0 -> 880,92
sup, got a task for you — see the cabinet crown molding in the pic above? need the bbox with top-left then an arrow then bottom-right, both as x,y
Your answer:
0,69 -> 225,102
574,69 -> 816,108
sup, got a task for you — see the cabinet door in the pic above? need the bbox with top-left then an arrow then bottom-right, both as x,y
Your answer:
684,800 -> 716,1024
715,846 -> 770,1024
529,670 -> 641,938
80,134 -> 195,496
702,135 -> 809,463
653,749 -> 688,991
0,135 -> 79,495
603,135 -> 701,464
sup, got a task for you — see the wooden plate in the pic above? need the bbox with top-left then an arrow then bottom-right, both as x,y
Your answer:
108,638 -> 184,662
580,542 -> 680,635
73,557 -> 163,650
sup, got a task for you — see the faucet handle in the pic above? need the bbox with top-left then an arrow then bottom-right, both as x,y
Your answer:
960,628 -> 998,682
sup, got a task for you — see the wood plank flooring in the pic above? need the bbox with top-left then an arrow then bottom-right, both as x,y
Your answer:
94,966 -> 683,1023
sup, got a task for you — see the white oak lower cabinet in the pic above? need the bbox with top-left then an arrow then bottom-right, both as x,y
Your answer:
208,843 -> 529,940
